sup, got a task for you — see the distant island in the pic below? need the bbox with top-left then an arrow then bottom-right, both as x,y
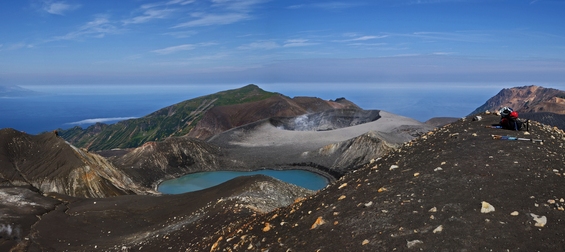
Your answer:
0,85 -> 45,98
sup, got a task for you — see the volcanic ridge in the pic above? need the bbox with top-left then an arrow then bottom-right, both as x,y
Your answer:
1,85 -> 565,251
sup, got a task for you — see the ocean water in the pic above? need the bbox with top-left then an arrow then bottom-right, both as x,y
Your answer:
158,170 -> 329,194
0,84 -> 508,134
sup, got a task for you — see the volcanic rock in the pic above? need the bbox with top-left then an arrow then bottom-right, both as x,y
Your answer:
0,129 -> 144,198
202,113 -> 565,251
470,85 -> 565,115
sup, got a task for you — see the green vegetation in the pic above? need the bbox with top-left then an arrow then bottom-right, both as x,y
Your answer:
59,84 -> 277,151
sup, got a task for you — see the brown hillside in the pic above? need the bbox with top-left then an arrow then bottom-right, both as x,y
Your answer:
470,85 -> 565,115
188,94 -> 360,139
202,113 -> 565,251
5,114 -> 565,251
0,129 -> 144,197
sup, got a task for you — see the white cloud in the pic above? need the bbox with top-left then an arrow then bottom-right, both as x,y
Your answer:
351,36 -> 384,41
288,2 -> 363,10
211,0 -> 269,12
42,1 -> 80,15
52,16 -> 119,41
167,0 -> 196,5
152,44 -> 196,54
336,35 -> 389,42
0,43 -> 34,52
173,13 -> 250,28
141,0 -> 195,9
409,31 -> 490,42
164,30 -> 198,38
67,117 -> 138,125
171,0 -> 266,28
123,8 -> 176,25
283,39 -> 318,47
238,41 -> 280,50
348,42 -> 387,47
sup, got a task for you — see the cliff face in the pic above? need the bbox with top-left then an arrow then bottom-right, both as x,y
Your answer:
470,85 -> 565,115
0,129 -> 145,198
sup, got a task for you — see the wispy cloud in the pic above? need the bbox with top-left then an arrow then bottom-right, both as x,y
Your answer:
403,0 -> 471,5
152,44 -> 196,54
140,0 -> 195,9
288,2 -> 363,10
42,1 -> 81,15
336,34 -> 389,42
238,41 -> 279,50
0,43 -> 33,51
124,0 -> 197,25
52,16 -> 120,40
172,0 -> 267,28
283,39 -> 318,47
408,31 -> 491,42
168,0 -> 196,5
67,117 -> 138,125
348,42 -> 387,47
211,0 -> 269,12
173,13 -> 250,28
237,39 -> 318,49
152,42 -> 217,54
163,31 -> 198,38
123,9 -> 177,25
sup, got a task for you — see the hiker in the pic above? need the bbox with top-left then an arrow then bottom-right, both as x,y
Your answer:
497,107 -> 523,131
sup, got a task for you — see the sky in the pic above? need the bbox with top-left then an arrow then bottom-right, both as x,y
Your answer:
0,0 -> 564,87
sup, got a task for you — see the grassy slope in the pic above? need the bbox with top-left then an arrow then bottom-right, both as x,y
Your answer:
59,84 -> 277,151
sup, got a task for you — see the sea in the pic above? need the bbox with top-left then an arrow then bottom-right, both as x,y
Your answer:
0,83 -> 542,134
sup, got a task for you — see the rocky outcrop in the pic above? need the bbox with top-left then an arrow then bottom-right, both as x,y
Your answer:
0,129 -> 145,198
470,85 -> 565,115
270,109 -> 380,131
302,131 -> 401,175
110,137 -> 233,188
208,110 -> 433,175
0,186 -> 60,251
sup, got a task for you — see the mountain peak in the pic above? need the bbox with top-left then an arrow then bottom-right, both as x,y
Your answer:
469,85 -> 565,116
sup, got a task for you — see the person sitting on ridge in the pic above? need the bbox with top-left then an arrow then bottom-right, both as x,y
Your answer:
496,107 -> 524,131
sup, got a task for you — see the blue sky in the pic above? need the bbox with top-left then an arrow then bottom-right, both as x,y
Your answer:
1,0 -> 564,87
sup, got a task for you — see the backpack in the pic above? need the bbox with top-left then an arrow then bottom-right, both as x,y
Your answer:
499,108 -> 528,131
500,117 -> 524,131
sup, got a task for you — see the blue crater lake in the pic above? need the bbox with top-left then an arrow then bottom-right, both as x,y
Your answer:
158,170 -> 329,194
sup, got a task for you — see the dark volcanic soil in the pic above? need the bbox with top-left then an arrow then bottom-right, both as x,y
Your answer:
4,113 -> 565,251
203,113 -> 565,251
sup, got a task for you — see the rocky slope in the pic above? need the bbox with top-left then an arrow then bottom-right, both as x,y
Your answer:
4,113 -> 565,251
470,85 -> 565,115
208,110 -> 433,176
108,137 -> 231,189
0,129 -> 145,198
59,84 -> 359,151
469,85 -> 565,130
2,175 -> 313,251
201,113 -> 565,251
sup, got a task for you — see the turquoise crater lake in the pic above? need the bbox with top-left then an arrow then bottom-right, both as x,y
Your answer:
158,170 -> 329,194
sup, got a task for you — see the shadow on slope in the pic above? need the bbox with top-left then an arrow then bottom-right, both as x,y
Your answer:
20,175 -> 312,251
